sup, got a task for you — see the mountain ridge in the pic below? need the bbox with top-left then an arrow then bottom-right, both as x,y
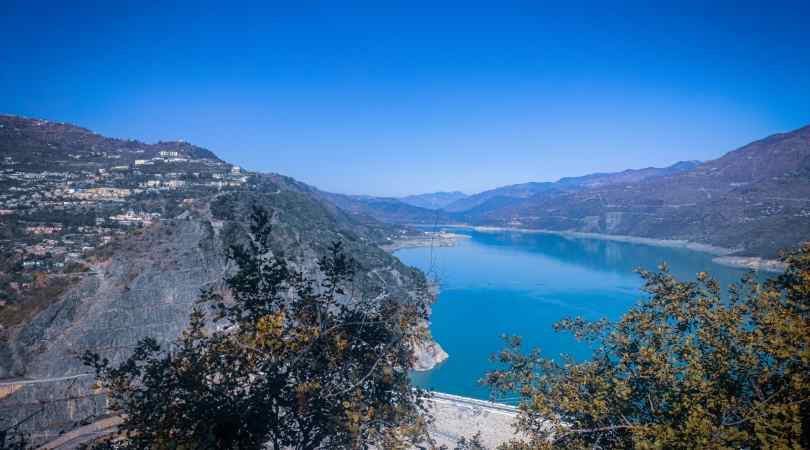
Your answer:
0,115 -> 443,442
313,125 -> 810,259
0,115 -> 221,163
460,124 -> 810,257
442,160 -> 702,213
398,191 -> 468,210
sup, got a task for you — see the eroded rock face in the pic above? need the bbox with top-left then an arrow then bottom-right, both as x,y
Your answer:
0,215 -> 224,442
4,217 -> 224,379
0,187 -> 440,443
412,338 -> 449,371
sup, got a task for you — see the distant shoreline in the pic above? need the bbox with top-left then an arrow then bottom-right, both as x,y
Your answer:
381,231 -> 470,253
411,224 -> 787,273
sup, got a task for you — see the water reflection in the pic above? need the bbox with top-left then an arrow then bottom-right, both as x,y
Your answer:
400,228 -> 761,400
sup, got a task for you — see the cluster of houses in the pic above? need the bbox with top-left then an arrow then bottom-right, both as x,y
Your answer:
108,210 -> 161,226
0,152 -> 251,295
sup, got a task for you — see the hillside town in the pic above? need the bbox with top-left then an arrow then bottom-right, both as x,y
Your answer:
0,138 -> 249,309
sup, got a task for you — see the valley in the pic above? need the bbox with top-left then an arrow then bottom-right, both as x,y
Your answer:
0,115 -> 808,447
0,116 -> 442,443
401,227 -> 764,400
4,4 -> 810,447
336,125 -> 810,262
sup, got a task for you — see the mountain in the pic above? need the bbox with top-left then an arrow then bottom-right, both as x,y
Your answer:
313,127 -> 808,259
442,182 -> 557,212
311,161 -> 705,226
0,115 -> 220,166
0,116 -> 441,441
554,160 -> 701,189
464,126 -> 810,258
442,161 -> 700,214
316,191 -> 455,225
399,191 -> 468,210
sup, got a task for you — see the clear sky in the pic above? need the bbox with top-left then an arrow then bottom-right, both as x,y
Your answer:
2,1 -> 809,197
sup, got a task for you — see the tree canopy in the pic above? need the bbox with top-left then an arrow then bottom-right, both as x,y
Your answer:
486,242 -> 810,449
82,207 -> 434,449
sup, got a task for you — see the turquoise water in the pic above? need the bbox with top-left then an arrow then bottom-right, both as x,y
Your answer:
397,228 -> 759,401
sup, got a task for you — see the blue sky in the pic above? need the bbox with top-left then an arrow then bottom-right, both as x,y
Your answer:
2,1 -> 809,196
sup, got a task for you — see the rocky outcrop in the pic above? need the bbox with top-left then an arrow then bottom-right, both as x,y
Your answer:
412,339 -> 449,371
0,117 -> 446,443
0,213 -> 226,440
2,215 -> 224,379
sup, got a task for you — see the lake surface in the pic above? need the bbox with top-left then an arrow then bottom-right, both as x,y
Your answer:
397,228 -> 760,401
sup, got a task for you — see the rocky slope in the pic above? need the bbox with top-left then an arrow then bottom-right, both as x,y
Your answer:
440,161 -> 701,213
0,118 -> 445,442
1,183 -> 445,442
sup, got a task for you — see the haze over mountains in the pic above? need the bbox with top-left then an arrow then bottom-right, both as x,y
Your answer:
330,125 -> 810,259
399,191 -> 469,210
439,160 -> 702,213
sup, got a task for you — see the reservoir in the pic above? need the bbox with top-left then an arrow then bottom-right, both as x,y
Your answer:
397,228 -> 760,401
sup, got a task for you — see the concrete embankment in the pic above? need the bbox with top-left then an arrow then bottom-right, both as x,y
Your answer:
427,392 -> 519,448
25,387 -> 519,449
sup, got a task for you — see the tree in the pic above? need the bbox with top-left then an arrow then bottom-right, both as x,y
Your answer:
0,409 -> 37,450
486,242 -> 810,449
452,432 -> 486,450
0,428 -> 28,450
83,206 -> 435,449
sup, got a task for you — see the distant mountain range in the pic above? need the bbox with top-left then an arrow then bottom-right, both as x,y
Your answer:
441,160 -> 702,213
331,160 -> 704,223
399,191 -> 468,210
2,114 -> 808,441
330,126 -> 810,258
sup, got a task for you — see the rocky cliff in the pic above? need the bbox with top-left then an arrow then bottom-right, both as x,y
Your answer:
0,119 -> 445,443
1,182 -> 445,442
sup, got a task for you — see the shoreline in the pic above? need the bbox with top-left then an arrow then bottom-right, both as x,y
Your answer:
424,224 -> 786,273
412,338 -> 449,371
34,393 -> 519,450
389,225 -> 786,376
711,255 -> 787,273
381,231 -> 470,253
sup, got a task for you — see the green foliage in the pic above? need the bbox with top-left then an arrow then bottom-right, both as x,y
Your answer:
486,242 -> 810,449
452,432 -> 487,450
82,206 -> 434,450
0,432 -> 27,450
0,411 -> 34,450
